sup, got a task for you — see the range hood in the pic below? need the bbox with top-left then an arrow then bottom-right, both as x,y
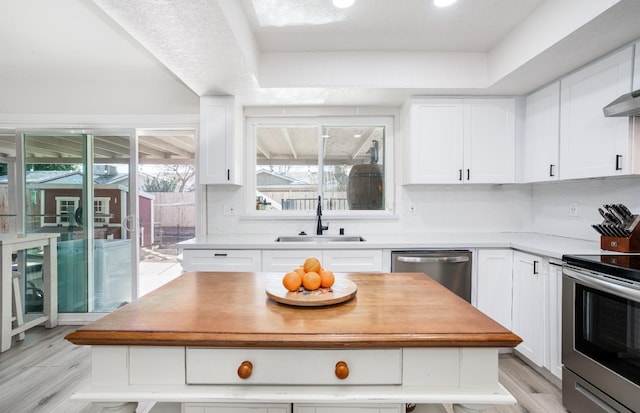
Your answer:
603,89 -> 640,117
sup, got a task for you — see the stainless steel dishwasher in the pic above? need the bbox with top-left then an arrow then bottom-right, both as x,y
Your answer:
391,250 -> 472,302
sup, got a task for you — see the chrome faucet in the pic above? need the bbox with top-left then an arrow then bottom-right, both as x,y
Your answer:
316,195 -> 328,235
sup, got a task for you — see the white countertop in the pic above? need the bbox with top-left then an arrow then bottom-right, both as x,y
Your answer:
178,232 -> 603,260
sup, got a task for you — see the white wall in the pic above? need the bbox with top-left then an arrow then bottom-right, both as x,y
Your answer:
531,175 -> 640,241
0,0 -> 199,115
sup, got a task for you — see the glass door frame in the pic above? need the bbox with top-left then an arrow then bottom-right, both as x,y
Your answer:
16,128 -> 139,320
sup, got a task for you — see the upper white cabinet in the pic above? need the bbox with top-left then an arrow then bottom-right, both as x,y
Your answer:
522,82 -> 560,182
463,99 -> 516,183
405,99 -> 464,184
404,98 -> 515,184
559,46 -> 635,179
199,96 -> 242,185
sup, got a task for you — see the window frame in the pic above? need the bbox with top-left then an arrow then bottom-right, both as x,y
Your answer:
94,197 -> 110,225
244,115 -> 395,218
55,196 -> 80,226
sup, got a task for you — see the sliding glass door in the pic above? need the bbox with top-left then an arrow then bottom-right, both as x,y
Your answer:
22,132 -> 136,314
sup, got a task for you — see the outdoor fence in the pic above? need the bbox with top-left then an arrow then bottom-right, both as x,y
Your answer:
153,224 -> 195,248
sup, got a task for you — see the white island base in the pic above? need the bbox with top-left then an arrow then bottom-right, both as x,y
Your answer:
72,346 -> 516,413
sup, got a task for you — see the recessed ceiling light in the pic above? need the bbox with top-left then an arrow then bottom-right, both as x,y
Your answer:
353,134 -> 362,139
333,0 -> 356,9
434,0 -> 457,7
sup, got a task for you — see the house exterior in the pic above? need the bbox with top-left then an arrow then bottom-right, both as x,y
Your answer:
0,168 -> 155,245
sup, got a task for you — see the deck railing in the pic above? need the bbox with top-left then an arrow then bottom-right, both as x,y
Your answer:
281,197 -> 348,211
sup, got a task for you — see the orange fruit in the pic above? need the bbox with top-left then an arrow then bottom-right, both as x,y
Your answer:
302,271 -> 321,291
319,270 -> 335,288
282,271 -> 302,292
293,267 -> 306,277
303,257 -> 322,273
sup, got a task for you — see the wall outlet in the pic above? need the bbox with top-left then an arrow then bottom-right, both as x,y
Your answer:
569,203 -> 579,217
408,203 -> 417,215
223,204 -> 236,216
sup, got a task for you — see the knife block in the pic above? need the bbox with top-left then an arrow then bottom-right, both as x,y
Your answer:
600,215 -> 640,252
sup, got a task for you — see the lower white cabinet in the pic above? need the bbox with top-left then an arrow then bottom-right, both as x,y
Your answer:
262,249 -> 383,273
262,249 -> 323,272
546,262 -> 563,380
181,249 -> 261,272
183,403 -> 291,413
294,404 -> 403,413
322,249 -> 383,273
511,251 -> 548,367
476,249 -> 513,329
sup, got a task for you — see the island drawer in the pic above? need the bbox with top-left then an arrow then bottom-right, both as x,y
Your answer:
186,348 -> 402,385
183,403 -> 291,413
294,404 -> 404,413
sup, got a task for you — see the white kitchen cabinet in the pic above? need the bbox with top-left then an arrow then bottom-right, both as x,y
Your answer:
559,46 -> 636,179
183,403 -> 291,413
403,98 -> 515,184
476,249 -> 513,330
511,251 -> 548,367
546,262 -> 563,380
463,99 -> 515,183
322,249 -> 383,273
522,82 -> 560,182
199,96 -> 242,185
262,249 -> 323,272
404,99 -> 464,184
181,249 -> 261,272
262,249 -> 383,273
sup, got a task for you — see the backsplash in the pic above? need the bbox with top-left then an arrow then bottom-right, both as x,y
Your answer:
205,183 -> 531,236
205,176 -> 640,241
531,175 -> 640,241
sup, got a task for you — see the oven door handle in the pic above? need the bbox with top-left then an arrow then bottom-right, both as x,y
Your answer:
564,267 -> 640,302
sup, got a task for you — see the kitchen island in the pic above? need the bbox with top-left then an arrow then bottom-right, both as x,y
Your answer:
66,272 -> 522,413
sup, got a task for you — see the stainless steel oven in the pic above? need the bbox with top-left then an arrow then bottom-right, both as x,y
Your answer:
562,255 -> 640,413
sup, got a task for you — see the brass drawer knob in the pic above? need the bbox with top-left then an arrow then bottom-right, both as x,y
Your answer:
237,360 -> 253,379
335,361 -> 349,379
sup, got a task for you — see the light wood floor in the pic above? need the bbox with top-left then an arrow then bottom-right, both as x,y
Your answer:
0,326 -> 567,413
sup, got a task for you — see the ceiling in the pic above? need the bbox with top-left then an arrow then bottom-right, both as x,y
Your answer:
256,126 -> 385,167
87,0 -> 640,105
241,0 -> 543,53
2,0 -> 640,107
0,133 -> 196,166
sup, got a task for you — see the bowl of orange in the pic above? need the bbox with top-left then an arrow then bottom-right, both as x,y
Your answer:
266,257 -> 356,307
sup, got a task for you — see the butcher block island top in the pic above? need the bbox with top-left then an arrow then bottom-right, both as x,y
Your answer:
66,272 -> 520,348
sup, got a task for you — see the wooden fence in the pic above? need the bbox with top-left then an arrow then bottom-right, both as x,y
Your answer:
150,192 -> 196,227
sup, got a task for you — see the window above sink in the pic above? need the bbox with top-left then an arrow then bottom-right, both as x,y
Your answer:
245,114 -> 395,217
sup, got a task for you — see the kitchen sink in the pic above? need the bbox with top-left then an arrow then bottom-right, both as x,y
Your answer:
275,235 -> 366,242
